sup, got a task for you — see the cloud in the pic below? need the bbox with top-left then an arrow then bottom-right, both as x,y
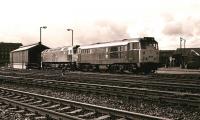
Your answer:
161,13 -> 174,22
76,20 -> 130,45
162,17 -> 200,37
159,16 -> 200,49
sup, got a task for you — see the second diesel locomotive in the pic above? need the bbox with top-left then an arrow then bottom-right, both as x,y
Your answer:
41,37 -> 159,73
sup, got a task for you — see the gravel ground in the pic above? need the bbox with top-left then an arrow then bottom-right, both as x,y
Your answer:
0,83 -> 199,120
0,106 -> 29,120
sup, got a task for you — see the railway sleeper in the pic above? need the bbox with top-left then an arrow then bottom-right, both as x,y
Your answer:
34,116 -> 47,120
45,103 -> 60,109
29,100 -> 43,105
94,114 -> 111,120
24,113 -> 36,117
56,106 -> 71,112
67,108 -> 82,114
78,111 -> 96,118
15,109 -> 25,113
36,101 -> 52,107
23,98 -> 35,103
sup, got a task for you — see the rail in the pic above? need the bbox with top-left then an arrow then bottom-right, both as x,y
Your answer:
0,75 -> 199,108
0,87 -> 168,120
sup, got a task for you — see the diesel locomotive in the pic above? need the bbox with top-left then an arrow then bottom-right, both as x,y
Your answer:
41,37 -> 159,73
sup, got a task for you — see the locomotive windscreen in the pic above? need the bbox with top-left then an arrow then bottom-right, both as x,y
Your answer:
140,37 -> 158,49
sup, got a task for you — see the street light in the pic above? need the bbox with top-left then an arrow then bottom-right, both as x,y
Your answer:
67,28 -> 73,46
180,37 -> 186,68
40,26 -> 47,44
180,37 -> 186,51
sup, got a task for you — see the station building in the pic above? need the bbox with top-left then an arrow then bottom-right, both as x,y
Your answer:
10,42 -> 49,69
159,48 -> 200,69
0,42 -> 22,66
174,48 -> 200,69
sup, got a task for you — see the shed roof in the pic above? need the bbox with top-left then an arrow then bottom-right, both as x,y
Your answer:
11,43 -> 48,52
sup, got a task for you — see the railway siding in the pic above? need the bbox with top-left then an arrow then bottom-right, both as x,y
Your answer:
0,75 -> 199,109
1,70 -> 200,94
0,87 -> 168,120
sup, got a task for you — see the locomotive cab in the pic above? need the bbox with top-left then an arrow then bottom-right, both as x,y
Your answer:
41,45 -> 80,70
138,37 -> 159,73
69,45 -> 80,62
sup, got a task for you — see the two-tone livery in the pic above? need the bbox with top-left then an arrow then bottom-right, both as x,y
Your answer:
41,37 -> 159,73
41,46 -> 79,70
77,37 -> 159,73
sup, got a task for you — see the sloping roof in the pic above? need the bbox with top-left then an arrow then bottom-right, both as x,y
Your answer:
12,43 -> 38,52
79,38 -> 141,49
11,43 -> 49,52
175,48 -> 200,56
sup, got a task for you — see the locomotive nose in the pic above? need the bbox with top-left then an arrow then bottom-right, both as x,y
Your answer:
141,50 -> 159,62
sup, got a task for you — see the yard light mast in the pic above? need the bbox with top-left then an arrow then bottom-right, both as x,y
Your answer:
40,26 -> 47,44
67,28 -> 74,46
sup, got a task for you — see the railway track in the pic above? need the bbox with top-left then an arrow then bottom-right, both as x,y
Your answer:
0,69 -> 199,84
58,74 -> 200,93
59,72 -> 200,84
1,68 -> 200,79
0,75 -> 199,109
0,70 -> 199,93
0,87 -> 168,120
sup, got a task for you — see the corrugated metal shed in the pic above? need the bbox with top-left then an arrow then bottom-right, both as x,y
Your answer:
10,42 -> 49,69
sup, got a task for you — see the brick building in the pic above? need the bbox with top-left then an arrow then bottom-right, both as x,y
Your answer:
0,42 -> 22,66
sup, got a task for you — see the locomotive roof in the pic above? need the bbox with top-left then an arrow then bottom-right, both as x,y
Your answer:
42,46 -> 71,53
79,38 -> 141,49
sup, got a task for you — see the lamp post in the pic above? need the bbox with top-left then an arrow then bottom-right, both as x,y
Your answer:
40,26 -> 47,44
67,29 -> 73,46
180,37 -> 182,49
180,37 -> 186,68
180,37 -> 186,50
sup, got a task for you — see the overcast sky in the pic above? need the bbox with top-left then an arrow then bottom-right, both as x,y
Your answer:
0,0 -> 200,50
